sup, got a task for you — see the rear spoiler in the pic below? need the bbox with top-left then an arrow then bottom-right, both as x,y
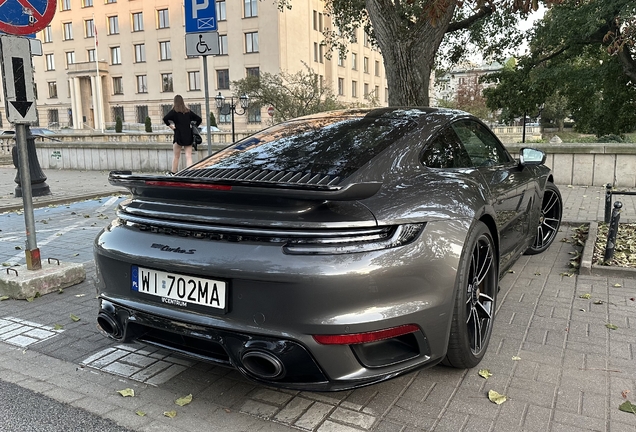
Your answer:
109,171 -> 382,201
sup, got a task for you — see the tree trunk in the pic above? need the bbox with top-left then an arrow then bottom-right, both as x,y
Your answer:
366,0 -> 456,107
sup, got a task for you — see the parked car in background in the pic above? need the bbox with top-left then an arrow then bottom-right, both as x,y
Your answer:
29,127 -> 57,136
198,125 -> 221,133
94,107 -> 562,391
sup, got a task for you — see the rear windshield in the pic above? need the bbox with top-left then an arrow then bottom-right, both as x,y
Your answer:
195,112 -> 418,178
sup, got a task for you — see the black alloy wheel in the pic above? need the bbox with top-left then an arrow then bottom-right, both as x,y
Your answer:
525,183 -> 562,255
443,221 -> 497,368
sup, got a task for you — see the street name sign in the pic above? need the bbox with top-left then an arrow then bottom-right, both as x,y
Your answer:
185,0 -> 217,33
0,35 -> 37,123
185,32 -> 219,56
0,0 -> 57,36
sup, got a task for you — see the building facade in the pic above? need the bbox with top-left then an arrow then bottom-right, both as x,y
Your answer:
0,0 -> 387,133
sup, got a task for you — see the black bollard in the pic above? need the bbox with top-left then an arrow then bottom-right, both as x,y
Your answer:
603,201 -> 622,263
604,184 -> 613,224
12,125 -> 51,198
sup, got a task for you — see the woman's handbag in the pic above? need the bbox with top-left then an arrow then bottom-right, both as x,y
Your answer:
191,124 -> 202,150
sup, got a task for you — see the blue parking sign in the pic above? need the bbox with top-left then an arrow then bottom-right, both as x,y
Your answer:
185,0 -> 217,33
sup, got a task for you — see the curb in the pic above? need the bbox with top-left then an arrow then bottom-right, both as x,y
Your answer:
0,191 -> 128,214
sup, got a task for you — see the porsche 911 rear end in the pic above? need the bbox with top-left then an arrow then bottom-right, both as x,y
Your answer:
93,109 -> 468,390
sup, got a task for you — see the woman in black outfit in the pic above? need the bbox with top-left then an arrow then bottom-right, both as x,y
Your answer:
162,94 -> 202,174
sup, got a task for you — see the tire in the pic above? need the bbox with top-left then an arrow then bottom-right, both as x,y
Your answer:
443,221 -> 497,368
525,183 -> 562,255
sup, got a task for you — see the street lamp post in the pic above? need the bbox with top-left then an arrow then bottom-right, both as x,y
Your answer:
215,92 -> 250,142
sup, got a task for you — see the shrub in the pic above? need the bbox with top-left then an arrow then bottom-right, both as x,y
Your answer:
115,116 -> 123,133
596,134 -> 624,143
209,112 -> 218,128
144,116 -> 152,133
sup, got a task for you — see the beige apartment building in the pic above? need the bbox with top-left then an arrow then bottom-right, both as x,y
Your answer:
5,0 -> 387,133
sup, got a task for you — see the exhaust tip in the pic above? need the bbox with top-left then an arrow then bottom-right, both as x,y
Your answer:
241,350 -> 285,379
97,312 -> 122,339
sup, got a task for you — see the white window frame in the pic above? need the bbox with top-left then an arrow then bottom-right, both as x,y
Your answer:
245,32 -> 258,53
110,46 -> 121,65
159,41 -> 171,60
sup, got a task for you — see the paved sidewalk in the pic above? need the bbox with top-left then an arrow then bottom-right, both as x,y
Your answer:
1,167 -> 636,432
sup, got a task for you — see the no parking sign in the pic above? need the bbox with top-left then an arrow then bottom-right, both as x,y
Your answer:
0,0 -> 57,36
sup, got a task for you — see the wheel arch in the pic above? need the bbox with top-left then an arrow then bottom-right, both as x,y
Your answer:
477,213 -> 500,266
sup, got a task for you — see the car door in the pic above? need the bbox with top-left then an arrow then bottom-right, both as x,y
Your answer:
449,120 -> 536,270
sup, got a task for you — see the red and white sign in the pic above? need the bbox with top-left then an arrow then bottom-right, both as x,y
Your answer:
0,0 -> 57,36
267,106 -> 275,117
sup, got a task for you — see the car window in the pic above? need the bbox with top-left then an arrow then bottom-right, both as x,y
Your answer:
450,120 -> 512,167
421,128 -> 472,169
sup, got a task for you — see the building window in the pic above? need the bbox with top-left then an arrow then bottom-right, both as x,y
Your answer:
313,43 -> 318,62
375,85 -> 379,99
188,71 -> 200,91
63,22 -> 73,40
48,82 -> 58,98
84,19 -> 95,38
385,87 -> 388,102
190,104 -> 202,118
338,53 -> 344,67
132,12 -> 143,31
245,32 -> 258,53
319,45 -> 324,63
216,1 -> 226,21
218,110 -> 230,124
134,44 -> 145,62
218,34 -> 228,55
65,51 -> 75,68
319,13 -> 323,32
364,32 -> 370,47
375,60 -> 380,76
363,57 -> 369,73
313,10 -> 317,30
157,9 -> 169,29
48,109 -> 59,126
112,77 -> 123,94
112,105 -> 124,122
87,49 -> 96,62
83,0 -> 93,7
246,67 -> 259,77
364,83 -> 369,98
45,54 -> 55,70
110,46 -> 121,65
105,0 -> 117,3
338,78 -> 344,96
108,16 -> 119,34
217,69 -> 229,89
161,73 -> 173,92
352,81 -> 357,98
136,105 -> 148,124
244,0 -> 257,18
43,25 -> 53,43
248,106 -> 261,123
136,75 -> 148,93
161,104 -> 172,118
351,53 -> 357,70
61,0 -> 71,11
159,41 -> 171,60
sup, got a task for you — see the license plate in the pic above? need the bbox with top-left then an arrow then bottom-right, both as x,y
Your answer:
131,266 -> 227,311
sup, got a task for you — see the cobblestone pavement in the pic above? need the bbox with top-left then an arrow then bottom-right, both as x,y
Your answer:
1,170 -> 636,431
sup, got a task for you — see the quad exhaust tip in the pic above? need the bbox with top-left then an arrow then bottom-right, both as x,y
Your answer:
241,350 -> 285,379
97,312 -> 123,339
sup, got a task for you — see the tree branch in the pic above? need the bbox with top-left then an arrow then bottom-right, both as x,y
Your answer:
445,5 -> 493,34
617,44 -> 636,82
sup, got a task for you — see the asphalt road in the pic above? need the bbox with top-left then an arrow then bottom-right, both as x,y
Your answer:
0,379 -> 134,432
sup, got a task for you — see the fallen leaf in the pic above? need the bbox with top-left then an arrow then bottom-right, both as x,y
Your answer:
0,296 -> 9,301
614,283 -> 622,287
53,324 -> 63,330
224,408 -> 231,413
534,272 -> 541,276
58,288 -> 64,294
622,390 -> 631,399
606,323 -> 618,330
619,401 -> 636,414
488,390 -> 507,405
175,394 -> 193,406
560,272 -> 574,277
478,369 -> 492,379
26,296 -> 34,302
593,300 -> 604,305
579,293 -> 592,299
14,246 -> 22,250
70,314 -> 81,322
135,411 -> 146,417
117,388 -> 135,397
75,294 -> 86,298
567,185 -> 573,188
507,270 -> 515,274
163,411 -> 177,418
512,356 -> 521,361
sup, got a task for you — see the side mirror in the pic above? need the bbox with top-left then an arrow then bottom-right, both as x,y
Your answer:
519,148 -> 546,166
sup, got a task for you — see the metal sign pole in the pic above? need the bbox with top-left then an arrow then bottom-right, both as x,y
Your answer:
14,122 -> 41,270
203,55 -> 212,156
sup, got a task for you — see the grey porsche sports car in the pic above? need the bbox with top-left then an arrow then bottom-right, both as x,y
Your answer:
94,108 -> 562,391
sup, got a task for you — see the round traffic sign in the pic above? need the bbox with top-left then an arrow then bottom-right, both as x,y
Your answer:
267,106 -> 275,117
0,0 -> 57,36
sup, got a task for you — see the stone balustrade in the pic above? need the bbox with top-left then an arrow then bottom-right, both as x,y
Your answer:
1,133 -> 635,187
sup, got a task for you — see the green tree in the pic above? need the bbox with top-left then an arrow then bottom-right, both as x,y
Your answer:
277,0 -> 562,106
144,116 -> 152,133
454,74 -> 494,122
232,63 -> 346,122
540,93 -> 568,131
115,116 -> 123,133
209,112 -> 217,128
483,0 -> 636,136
